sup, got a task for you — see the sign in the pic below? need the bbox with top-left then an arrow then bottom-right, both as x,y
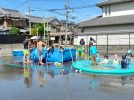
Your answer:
51,37 -> 55,40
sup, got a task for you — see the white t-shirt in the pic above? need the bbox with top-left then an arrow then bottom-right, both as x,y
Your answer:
113,59 -> 119,65
102,59 -> 109,64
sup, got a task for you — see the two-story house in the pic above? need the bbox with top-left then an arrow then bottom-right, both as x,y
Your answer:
76,0 -> 134,46
0,8 -> 28,34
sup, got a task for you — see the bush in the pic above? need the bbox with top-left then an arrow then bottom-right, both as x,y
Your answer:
9,27 -> 20,34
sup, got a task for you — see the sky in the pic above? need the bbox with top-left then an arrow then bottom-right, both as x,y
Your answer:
0,0 -> 102,22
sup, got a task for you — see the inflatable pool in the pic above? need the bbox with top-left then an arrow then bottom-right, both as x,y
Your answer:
47,48 -> 76,63
12,48 -> 76,63
72,60 -> 134,75
12,50 -> 24,56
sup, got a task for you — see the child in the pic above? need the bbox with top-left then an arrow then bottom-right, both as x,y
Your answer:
100,55 -> 109,64
60,46 -> 64,51
23,49 -> 30,65
113,54 -> 119,65
96,53 -> 100,65
89,42 -> 97,66
121,55 -> 127,69
126,54 -> 131,66
127,49 -> 132,57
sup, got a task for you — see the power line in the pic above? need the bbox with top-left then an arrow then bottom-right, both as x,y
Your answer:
31,4 -> 95,12
13,0 -> 27,10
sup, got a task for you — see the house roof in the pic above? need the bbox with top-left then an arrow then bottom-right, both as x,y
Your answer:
97,0 -> 133,7
78,14 -> 134,27
45,17 -> 57,23
0,8 -> 27,19
27,16 -> 43,23
0,25 -> 9,31
27,16 -> 60,24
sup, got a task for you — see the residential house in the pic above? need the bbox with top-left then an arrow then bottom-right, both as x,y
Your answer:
76,0 -> 134,47
45,18 -> 75,45
29,16 -> 75,45
0,7 -> 75,45
0,8 -> 28,34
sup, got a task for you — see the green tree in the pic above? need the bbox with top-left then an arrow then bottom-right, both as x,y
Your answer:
31,23 -> 45,36
9,27 -> 20,34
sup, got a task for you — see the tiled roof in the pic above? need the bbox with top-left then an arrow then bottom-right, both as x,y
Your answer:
78,14 -> 134,27
97,0 -> 133,7
26,16 -> 59,24
27,16 -> 43,23
45,17 -> 57,23
0,8 -> 27,19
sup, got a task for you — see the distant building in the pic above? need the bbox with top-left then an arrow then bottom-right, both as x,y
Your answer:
0,8 -> 28,34
0,7 -> 75,45
75,0 -> 134,45
26,16 -> 75,45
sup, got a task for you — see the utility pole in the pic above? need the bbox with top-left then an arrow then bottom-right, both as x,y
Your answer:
65,0 -> 69,47
18,0 -> 20,11
27,0 -> 31,35
43,11 -> 46,42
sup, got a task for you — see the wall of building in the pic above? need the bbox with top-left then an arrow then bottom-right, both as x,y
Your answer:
6,19 -> 27,27
74,34 -> 134,54
102,2 -> 134,17
74,34 -> 134,45
83,24 -> 134,34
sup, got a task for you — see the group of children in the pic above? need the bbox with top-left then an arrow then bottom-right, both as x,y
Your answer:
90,49 -> 133,69
23,37 -> 65,65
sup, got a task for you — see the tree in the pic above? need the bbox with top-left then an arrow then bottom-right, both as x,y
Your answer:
9,27 -> 20,34
31,23 -> 44,36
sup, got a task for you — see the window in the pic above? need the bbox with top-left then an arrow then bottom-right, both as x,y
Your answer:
105,6 -> 107,15
108,6 -> 111,15
81,28 -> 84,33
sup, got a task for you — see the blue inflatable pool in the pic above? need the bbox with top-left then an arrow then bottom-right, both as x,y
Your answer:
12,48 -> 76,63
72,60 -> 134,75
12,50 -> 24,56
47,48 -> 76,63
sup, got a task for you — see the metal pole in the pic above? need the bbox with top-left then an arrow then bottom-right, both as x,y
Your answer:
96,35 -> 97,47
43,11 -> 45,42
47,22 -> 49,47
65,0 -> 69,47
129,33 -> 130,49
37,27 -> 39,36
107,34 -> 109,55
18,0 -> 20,11
27,0 -> 31,35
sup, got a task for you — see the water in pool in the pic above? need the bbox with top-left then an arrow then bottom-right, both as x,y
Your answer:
0,56 -> 134,100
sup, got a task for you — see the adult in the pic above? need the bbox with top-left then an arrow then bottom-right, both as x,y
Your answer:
89,37 -> 96,44
80,38 -> 85,46
23,36 -> 30,64
37,39 -> 45,65
23,36 -> 29,50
